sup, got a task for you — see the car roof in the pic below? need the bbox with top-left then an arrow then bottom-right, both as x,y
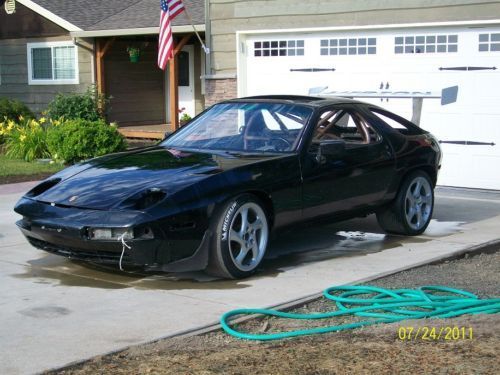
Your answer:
222,95 -> 368,108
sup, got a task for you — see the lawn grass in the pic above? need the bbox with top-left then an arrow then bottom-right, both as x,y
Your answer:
0,138 -> 149,185
0,154 -> 63,184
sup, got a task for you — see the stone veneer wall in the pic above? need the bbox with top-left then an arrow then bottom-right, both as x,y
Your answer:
204,78 -> 237,106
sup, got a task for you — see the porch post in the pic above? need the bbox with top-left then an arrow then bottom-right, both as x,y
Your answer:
169,54 -> 179,130
95,37 -> 115,96
96,39 -> 105,96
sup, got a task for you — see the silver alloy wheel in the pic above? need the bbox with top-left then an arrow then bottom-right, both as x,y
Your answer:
228,202 -> 269,272
404,176 -> 433,231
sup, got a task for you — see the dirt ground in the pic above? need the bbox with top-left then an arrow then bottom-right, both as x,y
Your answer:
53,250 -> 499,375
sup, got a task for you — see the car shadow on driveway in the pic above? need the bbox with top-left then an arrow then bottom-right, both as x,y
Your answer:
12,214 -> 465,290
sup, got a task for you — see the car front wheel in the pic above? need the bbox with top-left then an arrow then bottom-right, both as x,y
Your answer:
207,194 -> 269,279
377,170 -> 434,235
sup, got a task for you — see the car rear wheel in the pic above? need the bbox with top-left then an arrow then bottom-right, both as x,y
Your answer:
206,194 -> 269,279
376,170 -> 434,235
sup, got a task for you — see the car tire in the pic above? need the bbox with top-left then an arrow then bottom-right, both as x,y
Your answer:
206,194 -> 269,279
376,170 -> 434,235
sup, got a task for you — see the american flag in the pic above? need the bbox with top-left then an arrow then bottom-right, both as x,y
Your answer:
158,0 -> 185,70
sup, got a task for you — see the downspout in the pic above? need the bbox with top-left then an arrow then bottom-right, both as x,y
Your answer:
204,0 -> 212,75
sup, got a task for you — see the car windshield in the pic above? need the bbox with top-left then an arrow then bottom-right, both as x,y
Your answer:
161,102 -> 313,153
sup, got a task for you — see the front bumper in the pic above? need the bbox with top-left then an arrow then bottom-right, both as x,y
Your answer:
14,197 -> 211,272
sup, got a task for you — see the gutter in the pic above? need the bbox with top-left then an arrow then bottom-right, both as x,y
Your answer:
70,24 -> 205,38
236,18 -> 500,36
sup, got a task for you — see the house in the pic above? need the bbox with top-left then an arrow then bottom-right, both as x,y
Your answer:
2,0 -> 500,189
204,0 -> 500,190
0,0 -> 205,132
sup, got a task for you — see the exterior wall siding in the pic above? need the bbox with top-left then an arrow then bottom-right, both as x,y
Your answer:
0,36 -> 94,114
104,38 -> 165,126
0,2 -> 67,39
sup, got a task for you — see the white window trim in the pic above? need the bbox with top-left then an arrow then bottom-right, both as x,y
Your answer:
27,41 -> 79,85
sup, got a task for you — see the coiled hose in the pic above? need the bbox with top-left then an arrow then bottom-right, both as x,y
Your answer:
220,285 -> 500,340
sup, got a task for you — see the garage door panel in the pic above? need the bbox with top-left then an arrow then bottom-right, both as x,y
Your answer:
243,26 -> 500,189
452,154 -> 500,190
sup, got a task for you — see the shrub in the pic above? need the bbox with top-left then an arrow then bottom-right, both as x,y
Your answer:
0,97 -> 35,122
46,87 -> 109,121
4,118 -> 50,161
46,119 -> 126,163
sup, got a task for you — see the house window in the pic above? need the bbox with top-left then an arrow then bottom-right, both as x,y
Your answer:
254,40 -> 304,57
27,42 -> 79,84
394,34 -> 458,54
479,33 -> 500,52
320,38 -> 376,55
178,51 -> 190,86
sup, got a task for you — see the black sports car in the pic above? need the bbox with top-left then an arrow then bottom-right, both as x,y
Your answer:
14,96 -> 441,279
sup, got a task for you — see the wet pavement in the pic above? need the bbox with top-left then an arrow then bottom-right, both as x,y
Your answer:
0,183 -> 499,374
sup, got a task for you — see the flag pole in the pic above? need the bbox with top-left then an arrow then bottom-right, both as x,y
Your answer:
183,7 -> 210,54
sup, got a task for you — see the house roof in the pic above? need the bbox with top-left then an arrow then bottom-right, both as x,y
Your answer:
17,0 -> 204,34
88,0 -> 204,31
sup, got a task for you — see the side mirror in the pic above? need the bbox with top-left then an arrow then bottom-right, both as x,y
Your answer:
314,139 -> 345,163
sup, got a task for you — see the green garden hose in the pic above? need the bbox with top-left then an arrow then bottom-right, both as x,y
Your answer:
220,285 -> 500,340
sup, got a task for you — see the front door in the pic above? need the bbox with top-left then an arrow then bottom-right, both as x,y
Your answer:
301,105 -> 395,220
178,45 -> 195,118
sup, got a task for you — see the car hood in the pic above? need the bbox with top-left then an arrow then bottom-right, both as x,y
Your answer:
32,147 -> 285,210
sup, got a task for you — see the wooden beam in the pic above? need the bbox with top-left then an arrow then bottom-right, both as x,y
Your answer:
101,37 -> 115,57
169,53 -> 179,131
169,34 -> 192,131
95,37 -> 115,96
96,39 -> 105,96
174,34 -> 192,55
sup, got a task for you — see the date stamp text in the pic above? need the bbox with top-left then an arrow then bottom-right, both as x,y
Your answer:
398,326 -> 473,341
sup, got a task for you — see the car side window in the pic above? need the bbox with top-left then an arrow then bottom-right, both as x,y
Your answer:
369,108 -> 421,135
313,109 -> 380,145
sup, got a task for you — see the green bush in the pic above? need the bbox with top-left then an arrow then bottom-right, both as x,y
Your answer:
0,97 -> 35,122
47,119 -> 126,163
46,87 -> 108,121
4,118 -> 50,161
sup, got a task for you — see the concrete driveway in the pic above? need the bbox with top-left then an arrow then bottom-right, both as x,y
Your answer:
1,182 -> 499,374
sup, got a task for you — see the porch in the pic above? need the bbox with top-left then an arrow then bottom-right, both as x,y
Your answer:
117,123 -> 169,140
92,33 -> 205,137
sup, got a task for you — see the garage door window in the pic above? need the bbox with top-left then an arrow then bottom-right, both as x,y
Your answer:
394,34 -> 458,54
320,38 -> 376,55
254,40 -> 304,57
479,33 -> 500,52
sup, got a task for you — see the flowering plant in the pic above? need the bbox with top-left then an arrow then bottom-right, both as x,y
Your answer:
178,107 -> 192,124
4,116 -> 50,161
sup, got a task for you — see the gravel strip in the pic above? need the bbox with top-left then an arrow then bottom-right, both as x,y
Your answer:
52,248 -> 500,375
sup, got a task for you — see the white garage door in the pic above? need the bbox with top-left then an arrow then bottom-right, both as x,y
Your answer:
240,26 -> 500,190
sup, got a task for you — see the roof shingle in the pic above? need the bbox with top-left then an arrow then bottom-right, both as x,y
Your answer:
87,0 -> 204,31
31,0 -> 204,31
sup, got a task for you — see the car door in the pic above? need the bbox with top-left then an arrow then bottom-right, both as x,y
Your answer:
301,104 -> 396,220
